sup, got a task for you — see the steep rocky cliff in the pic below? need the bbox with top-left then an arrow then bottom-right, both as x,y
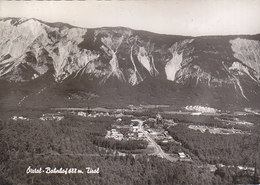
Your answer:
0,18 -> 259,109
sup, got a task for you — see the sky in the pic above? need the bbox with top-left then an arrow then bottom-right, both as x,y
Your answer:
0,0 -> 260,36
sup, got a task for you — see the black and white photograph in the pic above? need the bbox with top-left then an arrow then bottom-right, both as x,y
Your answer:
0,0 -> 259,184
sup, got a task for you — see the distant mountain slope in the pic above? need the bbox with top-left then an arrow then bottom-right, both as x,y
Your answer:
0,17 -> 259,110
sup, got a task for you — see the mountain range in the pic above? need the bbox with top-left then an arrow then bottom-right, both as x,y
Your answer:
0,17 -> 259,110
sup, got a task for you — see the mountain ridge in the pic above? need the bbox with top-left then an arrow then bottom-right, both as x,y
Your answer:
0,17 -> 259,110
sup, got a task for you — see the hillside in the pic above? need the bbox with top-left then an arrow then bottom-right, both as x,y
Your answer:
0,17 -> 259,110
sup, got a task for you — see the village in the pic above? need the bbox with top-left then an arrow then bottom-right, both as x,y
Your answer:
104,113 -> 191,161
63,109 -> 191,161
104,114 -> 174,141
9,108 -> 193,161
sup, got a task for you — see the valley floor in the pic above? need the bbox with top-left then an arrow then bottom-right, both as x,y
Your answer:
0,105 -> 259,184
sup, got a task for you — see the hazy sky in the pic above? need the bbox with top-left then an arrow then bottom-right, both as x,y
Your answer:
0,0 -> 260,36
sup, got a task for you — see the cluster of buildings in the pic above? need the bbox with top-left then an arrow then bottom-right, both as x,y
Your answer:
11,115 -> 29,121
39,113 -> 64,121
127,132 -> 144,139
88,112 -> 110,118
145,127 -> 174,143
155,130 -> 174,143
103,113 -> 193,162
76,111 -> 110,118
244,108 -> 260,115
188,125 -> 245,135
106,124 -> 145,141
128,124 -> 144,139
11,113 -> 64,122
77,111 -> 87,117
185,105 -> 218,113
76,111 -> 127,119
105,118 -> 176,143
106,129 -> 124,140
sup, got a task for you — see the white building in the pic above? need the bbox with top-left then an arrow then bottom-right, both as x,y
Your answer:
11,116 -> 18,121
178,152 -> 186,159
138,132 -> 144,138
77,111 -> 87,117
132,126 -> 139,132
116,118 -> 122,122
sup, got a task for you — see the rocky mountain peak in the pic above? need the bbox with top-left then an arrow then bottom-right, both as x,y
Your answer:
0,17 -> 259,109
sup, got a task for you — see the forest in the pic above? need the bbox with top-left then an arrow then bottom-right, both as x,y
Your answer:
0,112 -> 259,184
167,124 -> 259,167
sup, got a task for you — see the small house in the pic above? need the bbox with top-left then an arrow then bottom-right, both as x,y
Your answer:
132,126 -> 139,132
138,132 -> 144,138
178,152 -> 186,159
